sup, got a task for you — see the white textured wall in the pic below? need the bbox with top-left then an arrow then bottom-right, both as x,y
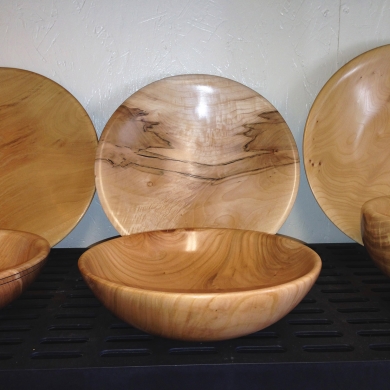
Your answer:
0,0 -> 389,247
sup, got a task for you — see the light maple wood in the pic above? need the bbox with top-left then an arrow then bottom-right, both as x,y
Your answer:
96,74 -> 299,236
362,196 -> 390,277
79,228 -> 321,341
0,68 -> 97,246
304,45 -> 390,244
0,230 -> 50,308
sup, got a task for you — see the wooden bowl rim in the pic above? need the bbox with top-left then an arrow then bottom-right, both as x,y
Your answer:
0,229 -> 50,284
78,228 -> 322,297
362,196 -> 390,219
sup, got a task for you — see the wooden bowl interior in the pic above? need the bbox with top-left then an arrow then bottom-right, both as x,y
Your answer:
362,196 -> 390,220
0,68 -> 97,246
0,230 -> 50,276
80,229 -> 318,293
304,45 -> 390,244
95,75 -> 299,237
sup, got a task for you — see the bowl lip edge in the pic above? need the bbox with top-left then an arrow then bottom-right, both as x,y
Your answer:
78,258 -> 321,297
0,229 -> 50,281
78,229 -> 322,297
362,196 -> 390,220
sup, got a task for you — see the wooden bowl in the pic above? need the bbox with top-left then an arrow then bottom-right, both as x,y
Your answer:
0,68 -> 97,246
362,196 -> 390,277
0,230 -> 50,308
79,229 -> 321,341
95,74 -> 299,237
304,45 -> 390,244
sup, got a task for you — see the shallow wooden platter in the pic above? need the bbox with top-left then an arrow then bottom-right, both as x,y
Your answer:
362,196 -> 390,277
79,228 -> 321,341
0,68 -> 97,246
0,229 -> 50,308
96,75 -> 299,236
304,45 -> 390,244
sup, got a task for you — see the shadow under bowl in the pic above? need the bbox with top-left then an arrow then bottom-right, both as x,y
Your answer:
78,228 -> 321,341
0,229 -> 50,308
362,196 -> 390,277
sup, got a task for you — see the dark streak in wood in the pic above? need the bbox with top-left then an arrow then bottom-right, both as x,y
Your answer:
98,156 -> 296,182
99,107 -> 298,181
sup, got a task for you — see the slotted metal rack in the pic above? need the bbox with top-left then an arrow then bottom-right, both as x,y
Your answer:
1,243 -> 390,389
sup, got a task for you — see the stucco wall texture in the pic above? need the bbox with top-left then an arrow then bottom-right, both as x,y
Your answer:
0,0 -> 389,247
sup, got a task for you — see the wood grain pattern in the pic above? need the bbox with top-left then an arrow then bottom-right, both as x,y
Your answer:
0,230 -> 50,308
0,68 -> 97,246
362,196 -> 390,277
96,75 -> 299,236
78,228 -> 321,341
304,45 -> 390,244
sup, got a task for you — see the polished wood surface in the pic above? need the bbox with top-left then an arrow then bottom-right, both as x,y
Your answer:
96,75 -> 299,236
0,68 -> 97,246
79,228 -> 321,341
304,45 -> 390,244
362,196 -> 390,277
0,230 -> 50,308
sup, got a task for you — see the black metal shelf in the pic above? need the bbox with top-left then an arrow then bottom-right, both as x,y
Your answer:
1,244 -> 390,389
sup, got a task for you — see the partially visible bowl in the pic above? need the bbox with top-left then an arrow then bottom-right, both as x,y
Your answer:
362,196 -> 390,277
0,229 -> 50,308
79,228 -> 321,341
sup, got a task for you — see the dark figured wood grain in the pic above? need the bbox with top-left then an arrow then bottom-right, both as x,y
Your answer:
304,45 -> 390,244
0,230 -> 50,308
78,228 -> 321,341
0,68 -> 97,246
96,75 -> 299,236
362,196 -> 390,277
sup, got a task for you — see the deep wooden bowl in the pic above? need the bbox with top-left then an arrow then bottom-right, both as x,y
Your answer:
79,228 -> 321,341
0,230 -> 50,308
362,196 -> 390,277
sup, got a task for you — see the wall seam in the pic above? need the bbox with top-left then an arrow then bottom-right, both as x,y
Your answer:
337,0 -> 342,68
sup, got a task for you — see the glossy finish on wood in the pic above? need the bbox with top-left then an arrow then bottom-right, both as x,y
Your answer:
362,196 -> 390,277
304,45 -> 390,244
0,230 -> 50,308
0,68 -> 97,246
79,228 -> 321,341
96,75 -> 299,236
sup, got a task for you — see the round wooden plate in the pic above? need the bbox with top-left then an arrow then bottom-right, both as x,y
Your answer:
96,74 -> 299,236
304,45 -> 390,244
0,68 -> 97,246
